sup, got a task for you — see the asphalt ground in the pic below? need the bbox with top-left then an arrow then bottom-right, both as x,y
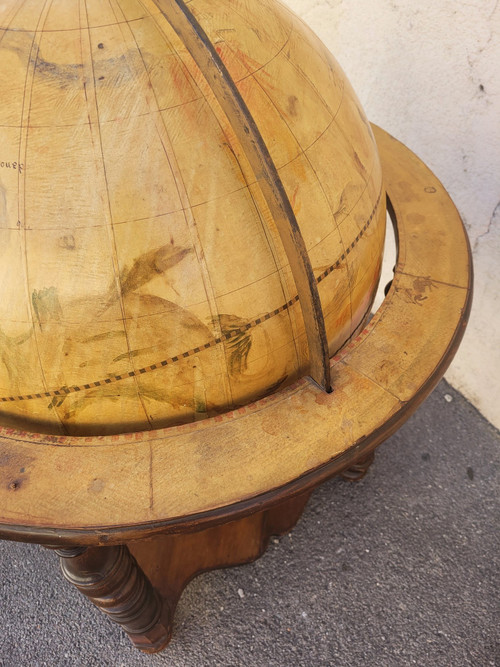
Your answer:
0,379 -> 498,667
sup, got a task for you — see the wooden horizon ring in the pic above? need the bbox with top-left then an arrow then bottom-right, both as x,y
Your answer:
0,126 -> 473,547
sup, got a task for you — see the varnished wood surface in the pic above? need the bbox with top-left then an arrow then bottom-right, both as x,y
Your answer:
0,126 -> 472,545
48,490 -> 312,653
129,491 -> 312,610
56,544 -> 172,652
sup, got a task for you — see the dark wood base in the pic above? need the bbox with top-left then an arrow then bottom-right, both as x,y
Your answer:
51,490 -> 311,652
49,453 -> 375,653
129,489 -> 311,609
54,545 -> 172,653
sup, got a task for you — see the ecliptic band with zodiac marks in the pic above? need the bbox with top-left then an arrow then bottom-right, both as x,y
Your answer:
0,190 -> 382,405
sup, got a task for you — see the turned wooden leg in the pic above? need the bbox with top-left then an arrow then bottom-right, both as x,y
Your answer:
44,492 -> 312,653
54,545 -> 172,653
339,450 -> 375,482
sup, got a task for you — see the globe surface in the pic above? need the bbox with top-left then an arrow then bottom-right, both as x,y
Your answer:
0,0 -> 385,436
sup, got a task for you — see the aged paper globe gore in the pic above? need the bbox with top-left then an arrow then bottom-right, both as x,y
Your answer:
0,0 -> 385,436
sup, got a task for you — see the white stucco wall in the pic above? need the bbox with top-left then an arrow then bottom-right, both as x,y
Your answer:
283,0 -> 500,428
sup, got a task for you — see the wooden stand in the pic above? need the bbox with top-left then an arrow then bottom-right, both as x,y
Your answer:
51,454 -> 376,652
50,489 -> 317,651
0,128 -> 472,653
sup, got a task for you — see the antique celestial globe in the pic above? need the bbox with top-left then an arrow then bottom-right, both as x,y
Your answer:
0,0 -> 472,655
0,0 -> 385,436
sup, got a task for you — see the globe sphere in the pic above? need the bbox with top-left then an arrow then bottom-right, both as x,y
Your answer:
0,0 -> 385,435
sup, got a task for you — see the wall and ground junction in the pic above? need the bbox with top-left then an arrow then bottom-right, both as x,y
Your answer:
285,0 -> 500,428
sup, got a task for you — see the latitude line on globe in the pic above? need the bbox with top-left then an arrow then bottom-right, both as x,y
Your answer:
0,191 -> 381,405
